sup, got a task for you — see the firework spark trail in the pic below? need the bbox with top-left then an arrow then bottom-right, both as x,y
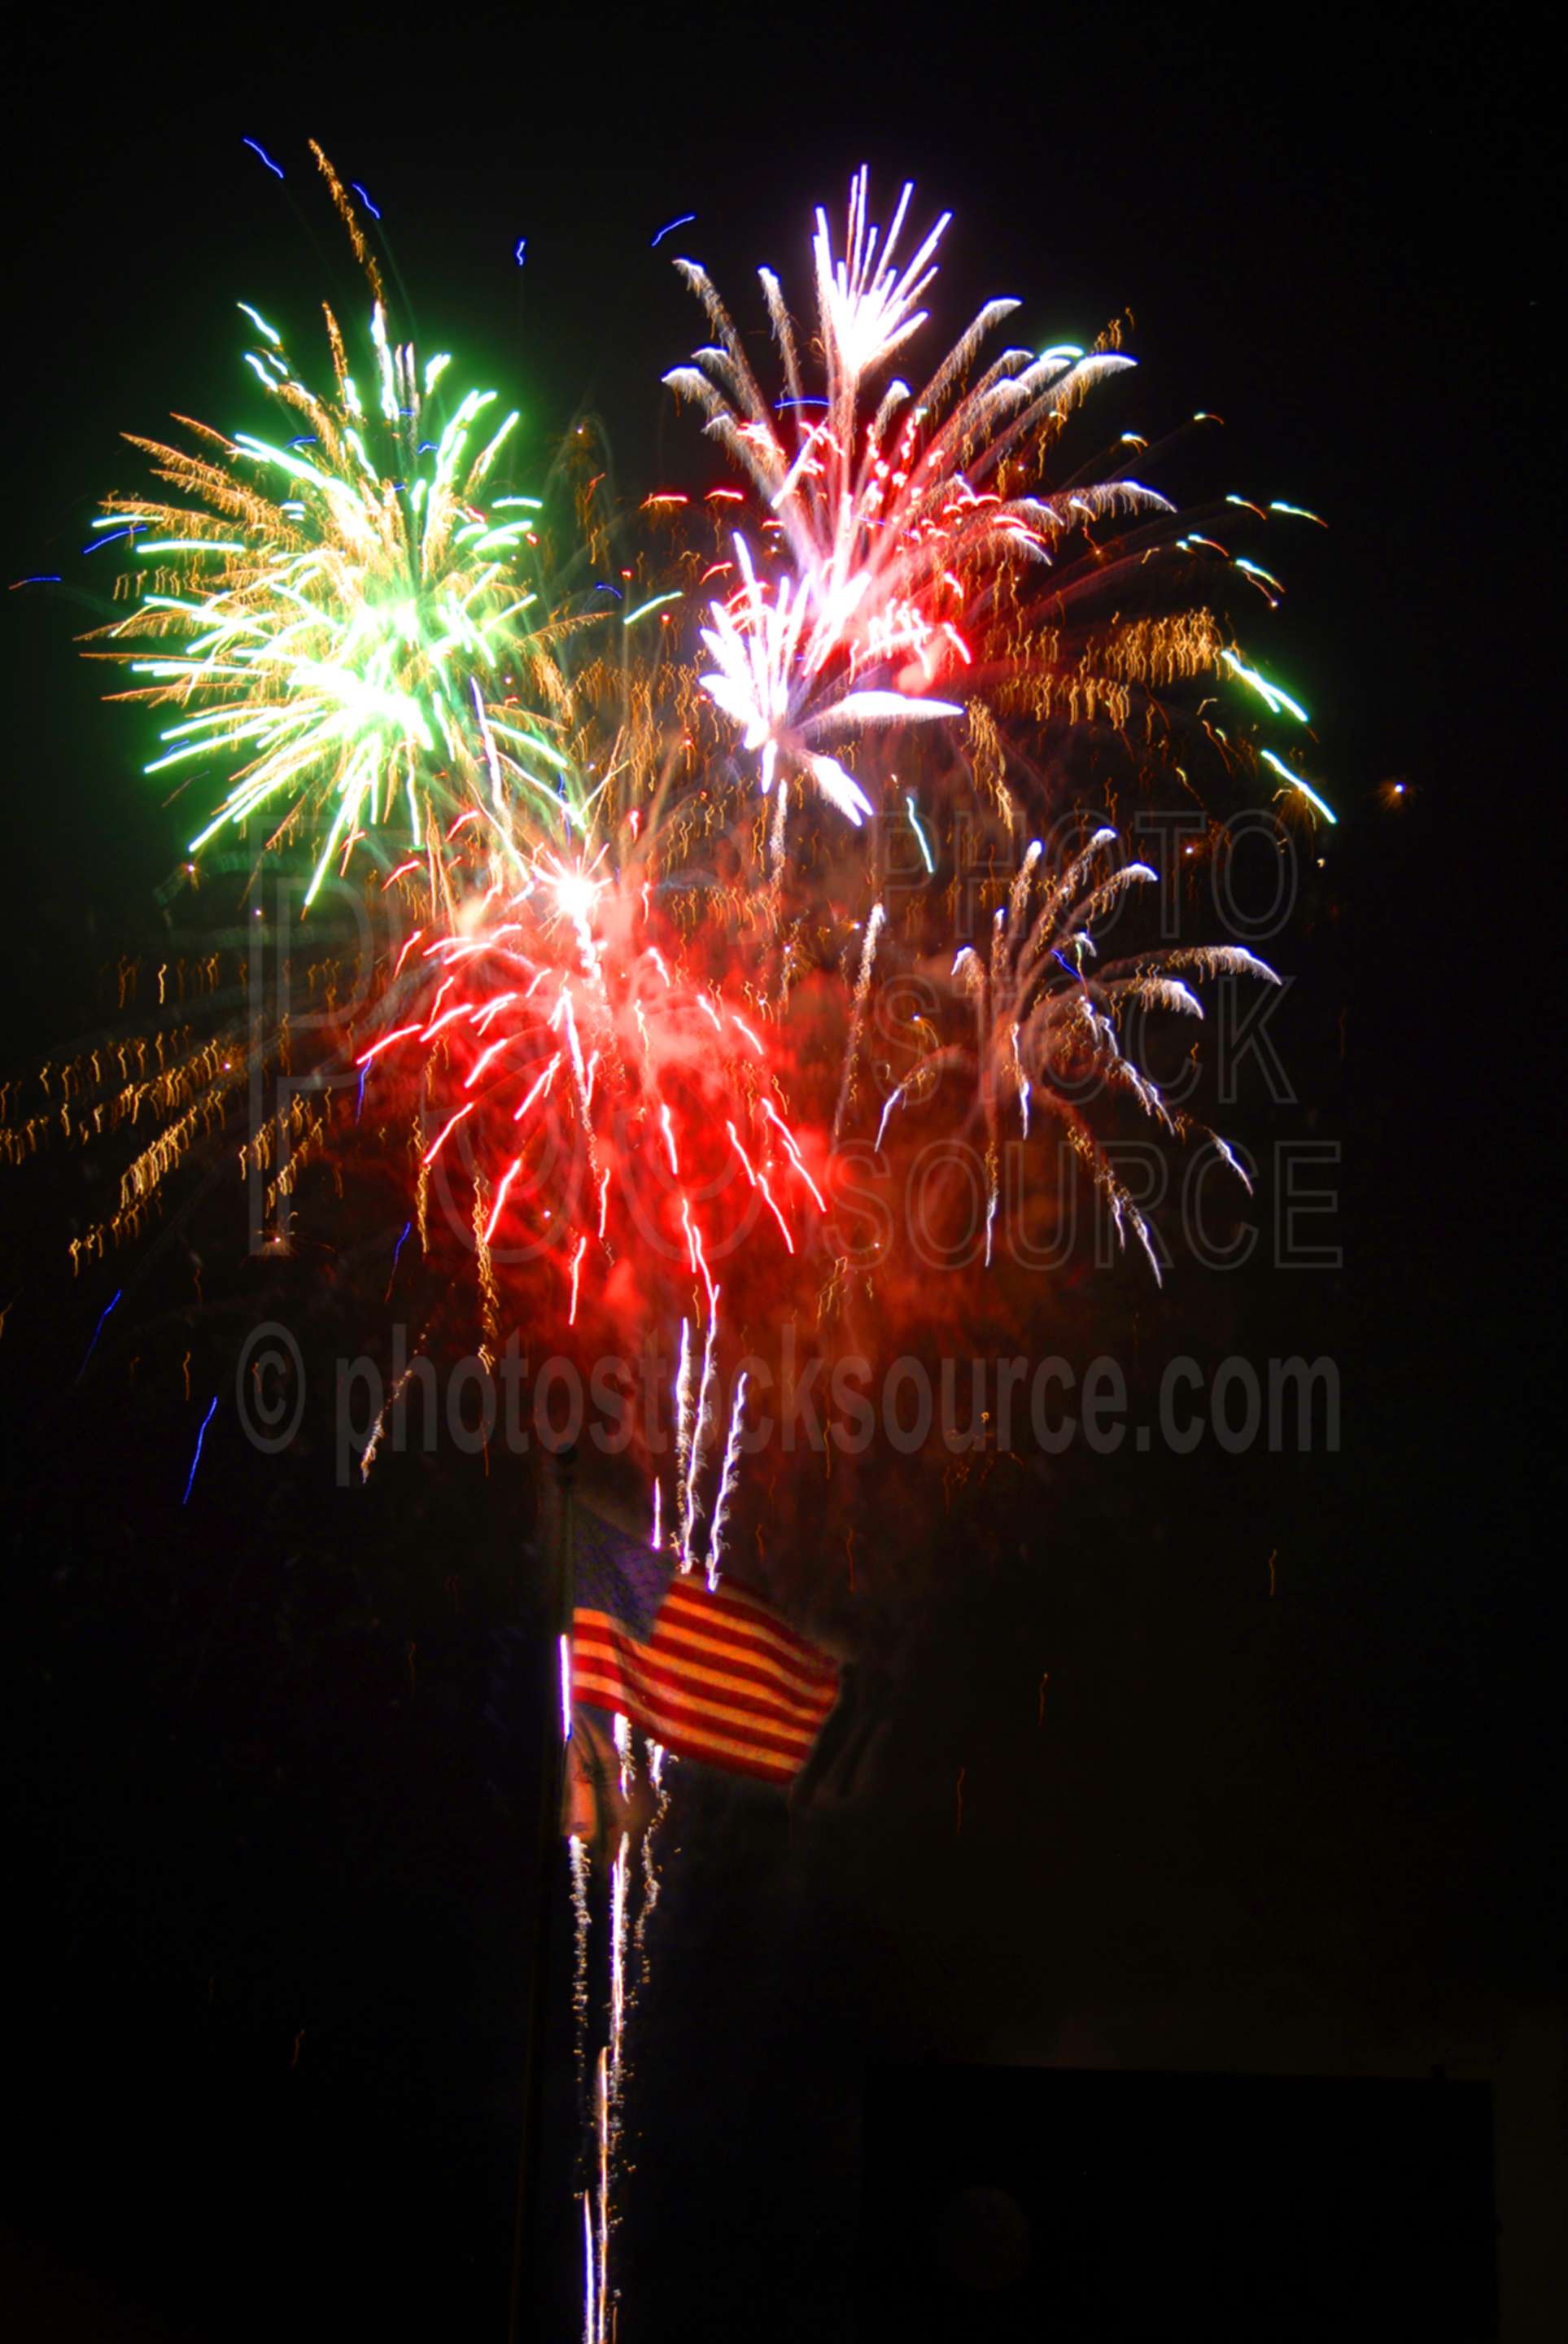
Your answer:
706,1371 -> 749,1590
673,1318 -> 695,1559
609,1831 -> 631,2097
359,1314 -> 437,1480
76,1287 -> 121,1377
181,1394 -> 218,1505
588,1743 -> 682,2338
680,1295 -> 722,1572
569,1833 -> 592,2101
593,2049 -> 611,2343
635,1740 -> 672,1981
581,2189 -> 596,2344
833,900 -> 885,1143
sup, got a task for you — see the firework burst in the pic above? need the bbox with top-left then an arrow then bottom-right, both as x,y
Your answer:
876,826 -> 1278,1279
666,169 -> 1186,851
14,166 -> 1324,1388
86,163 -> 589,907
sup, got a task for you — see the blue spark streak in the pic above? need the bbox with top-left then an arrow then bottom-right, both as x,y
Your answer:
77,1289 -> 122,1377
350,182 -> 382,220
182,1397 -> 219,1506
651,213 -> 697,247
242,138 -> 284,181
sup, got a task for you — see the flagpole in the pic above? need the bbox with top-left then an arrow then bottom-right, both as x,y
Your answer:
508,1440 -> 575,2344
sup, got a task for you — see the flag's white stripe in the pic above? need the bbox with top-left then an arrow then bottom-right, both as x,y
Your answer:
572,1665 -> 806,1777
572,1645 -> 821,1754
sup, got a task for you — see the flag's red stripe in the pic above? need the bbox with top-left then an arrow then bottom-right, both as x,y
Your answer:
572,1633 -> 822,1760
663,1580 -> 839,1683
572,1660 -> 806,1771
676,1573 -> 838,1665
571,1641 -> 820,1762
574,1616 -> 835,1741
571,1663 -> 801,1782
657,1590 -> 838,1696
571,1599 -> 839,1716
649,1605 -> 840,1708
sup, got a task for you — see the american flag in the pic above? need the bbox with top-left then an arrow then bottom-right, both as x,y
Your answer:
570,1506 -> 840,1786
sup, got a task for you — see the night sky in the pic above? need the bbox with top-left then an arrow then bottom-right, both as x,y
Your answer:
1,14 -> 1559,2340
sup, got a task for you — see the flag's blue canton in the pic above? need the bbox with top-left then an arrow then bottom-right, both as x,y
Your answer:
572,1507 -> 672,1643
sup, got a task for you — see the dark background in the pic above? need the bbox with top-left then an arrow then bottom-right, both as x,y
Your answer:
1,10 -> 1559,2338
